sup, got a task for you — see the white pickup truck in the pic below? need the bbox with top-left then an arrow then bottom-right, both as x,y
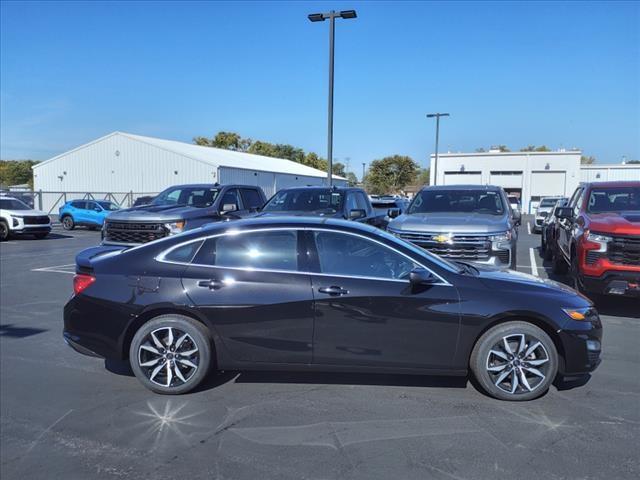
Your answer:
0,196 -> 51,241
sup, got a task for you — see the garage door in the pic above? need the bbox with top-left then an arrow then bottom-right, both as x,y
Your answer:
443,172 -> 482,185
529,171 -> 566,197
490,172 -> 523,189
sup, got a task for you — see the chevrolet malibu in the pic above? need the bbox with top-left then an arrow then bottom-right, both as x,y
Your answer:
64,217 -> 602,400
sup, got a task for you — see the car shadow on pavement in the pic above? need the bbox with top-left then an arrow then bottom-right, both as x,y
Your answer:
15,232 -> 75,240
0,323 -> 47,338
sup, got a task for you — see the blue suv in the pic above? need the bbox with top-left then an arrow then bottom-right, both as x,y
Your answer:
59,200 -> 120,230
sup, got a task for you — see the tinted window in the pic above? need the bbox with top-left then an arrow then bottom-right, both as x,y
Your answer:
313,231 -> 420,280
0,198 -> 30,210
263,189 -> 344,213
86,201 -> 98,210
164,240 -> 203,263
153,187 -> 219,207
220,189 -> 240,211
240,189 -> 263,209
408,190 -> 505,215
71,201 -> 87,209
345,193 -> 359,212
540,198 -> 559,207
356,192 -> 369,211
587,187 -> 640,213
197,231 -> 298,271
573,188 -> 585,216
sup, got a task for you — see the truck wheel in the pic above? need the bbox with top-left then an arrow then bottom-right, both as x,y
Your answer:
470,321 -> 558,401
0,221 -> 9,241
61,215 -> 75,230
570,254 -> 585,294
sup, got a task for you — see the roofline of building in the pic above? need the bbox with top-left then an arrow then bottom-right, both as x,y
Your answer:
430,150 -> 582,158
579,164 -> 640,169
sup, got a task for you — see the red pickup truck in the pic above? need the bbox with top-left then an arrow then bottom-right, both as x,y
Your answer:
553,181 -> 640,298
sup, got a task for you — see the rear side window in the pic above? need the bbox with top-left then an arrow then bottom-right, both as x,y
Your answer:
240,189 -> 264,209
163,240 -> 203,263
71,201 -> 87,209
195,231 -> 298,271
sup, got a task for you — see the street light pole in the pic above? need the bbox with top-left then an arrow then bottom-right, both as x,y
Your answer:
426,113 -> 449,186
308,9 -> 357,186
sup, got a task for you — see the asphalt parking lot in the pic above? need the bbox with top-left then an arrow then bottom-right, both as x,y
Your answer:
1,217 -> 638,480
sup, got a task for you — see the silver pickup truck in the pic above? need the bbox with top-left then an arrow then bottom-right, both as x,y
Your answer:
387,185 -> 521,269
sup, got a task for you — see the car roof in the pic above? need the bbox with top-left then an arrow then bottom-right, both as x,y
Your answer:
420,184 -> 503,192
583,181 -> 640,188
277,186 -> 361,192
161,183 -> 259,189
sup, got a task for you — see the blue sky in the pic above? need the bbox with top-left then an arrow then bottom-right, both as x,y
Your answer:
1,0 -> 638,175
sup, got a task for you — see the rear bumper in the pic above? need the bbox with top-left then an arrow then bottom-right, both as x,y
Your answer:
63,332 -> 103,358
581,271 -> 640,297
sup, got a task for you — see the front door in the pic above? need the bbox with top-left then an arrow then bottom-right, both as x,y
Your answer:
307,230 -> 460,370
181,229 -> 314,364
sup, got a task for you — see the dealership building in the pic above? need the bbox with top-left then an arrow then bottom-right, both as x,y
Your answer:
32,132 -> 345,212
429,150 -> 640,213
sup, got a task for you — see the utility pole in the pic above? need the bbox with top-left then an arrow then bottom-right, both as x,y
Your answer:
362,162 -> 366,184
426,113 -> 449,185
308,9 -> 357,186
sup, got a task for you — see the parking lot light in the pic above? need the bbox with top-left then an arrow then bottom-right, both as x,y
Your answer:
426,112 -> 450,186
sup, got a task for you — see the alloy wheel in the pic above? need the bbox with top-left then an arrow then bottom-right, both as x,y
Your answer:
62,217 -> 74,230
137,327 -> 200,388
485,333 -> 550,395
0,222 -> 8,241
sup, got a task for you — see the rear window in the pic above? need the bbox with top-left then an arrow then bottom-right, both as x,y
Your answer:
587,187 -> 640,213
540,198 -> 559,207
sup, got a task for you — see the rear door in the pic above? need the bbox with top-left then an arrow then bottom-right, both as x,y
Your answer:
73,201 -> 89,224
181,228 -> 314,364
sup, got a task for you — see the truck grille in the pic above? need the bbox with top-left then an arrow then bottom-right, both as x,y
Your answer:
396,232 -> 492,260
105,222 -> 167,244
23,215 -> 50,225
607,234 -> 640,266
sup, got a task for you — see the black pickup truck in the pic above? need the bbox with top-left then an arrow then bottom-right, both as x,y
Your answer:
102,183 -> 266,245
257,186 -> 389,228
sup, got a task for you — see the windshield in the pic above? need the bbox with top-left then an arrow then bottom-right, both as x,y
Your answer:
152,187 -> 220,208
97,201 -> 119,211
540,198 -> 559,207
587,186 -> 640,213
263,189 -> 344,213
0,198 -> 31,210
408,189 -> 505,215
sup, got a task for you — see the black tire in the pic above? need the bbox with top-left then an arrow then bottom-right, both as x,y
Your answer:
570,254 -> 585,294
543,236 -> 553,261
551,248 -> 568,274
61,215 -> 75,230
34,232 -> 49,239
470,321 -> 558,401
0,221 -> 9,241
129,314 -> 212,394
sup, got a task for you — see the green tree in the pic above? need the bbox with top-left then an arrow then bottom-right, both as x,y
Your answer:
626,159 -> 640,164
416,168 -> 430,186
345,172 -> 358,186
365,155 -> 419,195
520,145 -> 551,152
475,147 -> 486,153
580,155 -> 596,165
0,160 -> 38,188
496,145 -> 511,152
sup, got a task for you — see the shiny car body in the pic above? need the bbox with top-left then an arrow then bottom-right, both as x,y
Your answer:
64,217 -> 601,400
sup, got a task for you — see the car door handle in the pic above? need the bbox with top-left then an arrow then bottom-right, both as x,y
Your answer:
197,279 -> 223,290
318,286 -> 349,296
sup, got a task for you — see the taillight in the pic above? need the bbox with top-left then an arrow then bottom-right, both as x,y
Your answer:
73,274 -> 95,295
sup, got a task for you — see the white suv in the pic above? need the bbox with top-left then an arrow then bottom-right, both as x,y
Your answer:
0,196 -> 51,241
533,196 -> 564,233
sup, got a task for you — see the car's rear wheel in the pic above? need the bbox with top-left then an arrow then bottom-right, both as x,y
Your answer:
61,215 -> 75,230
0,221 -> 9,241
129,314 -> 212,394
470,321 -> 558,401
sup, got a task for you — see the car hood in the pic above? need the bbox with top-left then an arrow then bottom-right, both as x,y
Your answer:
587,211 -> 640,236
105,204 -> 217,222
256,211 -> 343,218
389,212 -> 509,234
2,209 -> 49,217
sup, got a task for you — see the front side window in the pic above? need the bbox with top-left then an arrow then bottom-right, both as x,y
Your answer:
196,230 -> 298,271
313,231 -> 420,281
572,188 -> 585,217
240,189 -> 263,209
408,190 -> 505,215
0,198 -> 30,210
345,193 -> 359,212
587,187 -> 640,213
97,201 -> 119,211
220,189 -> 240,211
263,189 -> 344,214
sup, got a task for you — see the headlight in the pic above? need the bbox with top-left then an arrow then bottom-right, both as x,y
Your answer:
164,220 -> 185,235
585,231 -> 611,252
489,231 -> 511,242
562,307 -> 598,322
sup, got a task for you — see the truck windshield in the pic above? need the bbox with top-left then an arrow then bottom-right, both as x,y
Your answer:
408,190 -> 505,215
0,198 -> 31,210
152,187 -> 220,208
587,187 -> 640,213
263,189 -> 344,213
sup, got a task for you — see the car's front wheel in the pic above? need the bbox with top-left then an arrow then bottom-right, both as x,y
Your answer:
470,321 -> 558,401
129,314 -> 212,394
0,221 -> 9,241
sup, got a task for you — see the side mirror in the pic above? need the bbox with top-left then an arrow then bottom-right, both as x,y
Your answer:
409,267 -> 438,285
349,209 -> 367,220
512,209 -> 521,226
555,207 -> 574,220
388,208 -> 400,219
221,203 -> 237,213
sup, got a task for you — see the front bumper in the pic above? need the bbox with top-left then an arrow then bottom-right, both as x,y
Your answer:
12,225 -> 51,235
581,271 -> 640,297
558,313 -> 603,376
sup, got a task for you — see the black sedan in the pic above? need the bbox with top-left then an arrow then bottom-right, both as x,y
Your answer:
63,217 -> 602,400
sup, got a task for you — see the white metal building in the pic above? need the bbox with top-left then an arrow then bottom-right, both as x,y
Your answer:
429,150 -> 582,213
580,164 -> 640,182
32,132 -> 346,212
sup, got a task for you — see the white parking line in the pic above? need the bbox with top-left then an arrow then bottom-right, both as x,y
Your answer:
527,222 -> 531,235
31,263 -> 76,275
529,248 -> 538,277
